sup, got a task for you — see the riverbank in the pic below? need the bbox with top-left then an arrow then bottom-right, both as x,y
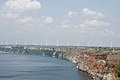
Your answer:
0,45 -> 120,80
0,53 -> 84,80
62,48 -> 120,80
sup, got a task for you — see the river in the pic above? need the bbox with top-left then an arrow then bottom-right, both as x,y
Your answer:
0,53 -> 89,80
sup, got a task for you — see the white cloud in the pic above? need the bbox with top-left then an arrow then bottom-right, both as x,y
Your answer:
83,8 -> 104,18
62,24 -> 73,28
61,19 -> 69,25
17,16 -> 33,23
58,8 -> 111,34
99,29 -> 116,37
77,8 -> 110,32
68,11 -> 78,17
4,0 -> 41,12
79,19 -> 110,31
61,11 -> 78,28
42,16 -> 53,24
62,24 -> 69,28
0,0 -> 41,24
1,12 -> 19,19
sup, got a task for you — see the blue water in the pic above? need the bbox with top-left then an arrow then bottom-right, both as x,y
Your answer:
0,54 -> 89,80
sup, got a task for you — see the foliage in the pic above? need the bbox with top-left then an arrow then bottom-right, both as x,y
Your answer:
115,63 -> 120,77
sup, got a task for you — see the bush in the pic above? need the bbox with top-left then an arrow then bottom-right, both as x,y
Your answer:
115,63 -> 120,77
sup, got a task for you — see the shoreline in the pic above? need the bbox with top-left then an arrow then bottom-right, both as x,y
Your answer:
0,45 -> 120,80
63,58 -> 94,80
0,52 -> 92,80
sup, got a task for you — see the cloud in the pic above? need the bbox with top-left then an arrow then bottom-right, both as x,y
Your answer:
0,1 -> 53,25
62,24 -> 73,28
4,0 -> 41,12
68,11 -> 78,17
1,12 -> 19,19
83,8 -> 104,18
79,19 -> 110,31
0,0 -> 41,24
61,19 -> 70,25
59,8 -> 111,34
99,29 -> 116,37
61,11 -> 78,28
76,8 -> 110,32
17,16 -> 33,23
42,16 -> 53,24
16,16 -> 54,25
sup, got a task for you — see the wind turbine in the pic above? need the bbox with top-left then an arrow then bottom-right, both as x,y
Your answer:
110,41 -> 114,51
46,40 -> 48,46
110,41 -> 112,49
99,41 -> 102,47
87,41 -> 90,47
67,41 -> 70,46
56,40 -> 59,46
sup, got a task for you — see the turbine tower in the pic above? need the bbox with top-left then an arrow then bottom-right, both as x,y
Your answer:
110,41 -> 112,49
99,41 -> 102,47
56,40 -> 59,46
87,41 -> 90,47
67,41 -> 70,46
46,40 -> 48,46
110,41 -> 114,51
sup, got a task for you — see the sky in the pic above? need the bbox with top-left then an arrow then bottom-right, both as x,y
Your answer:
0,0 -> 120,47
